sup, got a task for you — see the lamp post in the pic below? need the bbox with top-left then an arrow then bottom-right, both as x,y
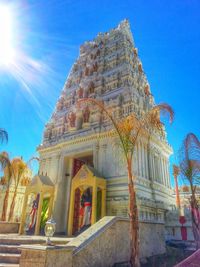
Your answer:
44,218 -> 56,245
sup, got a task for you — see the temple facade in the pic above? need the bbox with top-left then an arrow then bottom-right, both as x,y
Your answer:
37,20 -> 174,234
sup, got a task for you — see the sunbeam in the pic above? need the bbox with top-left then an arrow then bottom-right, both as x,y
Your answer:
0,5 -> 15,66
0,1 -> 75,124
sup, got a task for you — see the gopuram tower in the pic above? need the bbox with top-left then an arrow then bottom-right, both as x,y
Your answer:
38,20 -> 174,234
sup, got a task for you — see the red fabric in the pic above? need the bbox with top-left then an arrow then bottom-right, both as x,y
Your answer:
79,207 -> 84,216
84,202 -> 91,207
179,216 -> 186,225
181,226 -> 187,241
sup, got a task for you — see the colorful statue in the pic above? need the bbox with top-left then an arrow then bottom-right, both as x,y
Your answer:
83,106 -> 90,123
68,112 -> 76,127
79,188 -> 92,230
26,194 -> 40,234
77,87 -> 84,98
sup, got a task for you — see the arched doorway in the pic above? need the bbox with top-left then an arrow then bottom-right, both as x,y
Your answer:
68,165 -> 106,236
19,175 -> 54,235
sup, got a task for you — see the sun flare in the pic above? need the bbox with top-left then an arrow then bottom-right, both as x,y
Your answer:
0,5 -> 15,66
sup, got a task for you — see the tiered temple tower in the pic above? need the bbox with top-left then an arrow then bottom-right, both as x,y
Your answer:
38,20 -> 174,233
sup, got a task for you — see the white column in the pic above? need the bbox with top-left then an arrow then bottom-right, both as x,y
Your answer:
139,142 -> 142,178
160,157 -> 164,185
94,143 -> 99,170
163,159 -> 167,187
142,143 -> 146,178
162,159 -> 166,186
144,145 -> 148,179
162,158 -> 166,186
141,142 -> 144,178
152,154 -> 155,181
149,149 -> 154,181
137,144 -> 140,176
134,145 -> 138,176
154,156 -> 158,182
102,144 -> 107,177
159,157 -> 163,184
166,161 -> 171,188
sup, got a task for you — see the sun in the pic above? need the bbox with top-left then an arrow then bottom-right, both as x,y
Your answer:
0,5 -> 15,66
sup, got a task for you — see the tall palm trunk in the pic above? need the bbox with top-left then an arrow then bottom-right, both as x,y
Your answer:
1,189 -> 9,221
127,158 -> 140,267
8,189 -> 17,222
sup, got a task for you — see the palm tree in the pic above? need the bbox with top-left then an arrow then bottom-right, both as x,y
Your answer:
0,152 -> 12,221
0,128 -> 8,144
178,133 -> 200,249
79,98 -> 174,267
8,156 -> 38,221
0,152 -> 29,221
8,158 -> 28,221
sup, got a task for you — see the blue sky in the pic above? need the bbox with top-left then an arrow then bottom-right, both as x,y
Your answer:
0,0 -> 199,182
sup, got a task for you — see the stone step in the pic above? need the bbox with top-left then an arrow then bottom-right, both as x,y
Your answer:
0,253 -> 20,264
0,245 -> 20,254
0,264 -> 19,267
0,238 -> 46,246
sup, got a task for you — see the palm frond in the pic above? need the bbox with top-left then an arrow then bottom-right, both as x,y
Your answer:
0,152 -> 10,170
143,103 -> 174,136
179,133 -> 200,185
0,129 -> 8,144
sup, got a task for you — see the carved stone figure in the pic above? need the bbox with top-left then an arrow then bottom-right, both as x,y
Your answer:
88,82 -> 95,94
77,87 -> 84,98
68,112 -> 76,128
144,84 -> 150,96
83,106 -> 90,123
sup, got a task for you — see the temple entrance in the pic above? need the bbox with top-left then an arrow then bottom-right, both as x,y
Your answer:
19,175 -> 54,235
68,164 -> 106,236
72,157 -> 93,234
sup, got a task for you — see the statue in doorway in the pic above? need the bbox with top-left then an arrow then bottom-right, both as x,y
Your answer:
79,188 -> 92,230
26,194 -> 40,234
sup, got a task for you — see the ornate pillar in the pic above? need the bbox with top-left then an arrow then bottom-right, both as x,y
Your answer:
152,153 -> 156,181
164,159 -> 168,187
137,143 -> 140,176
91,181 -> 97,225
102,144 -> 107,177
155,156 -> 159,182
141,143 -> 145,178
167,161 -> 171,188
144,144 -> 148,179
160,157 -> 164,185
94,142 -> 100,170
35,192 -> 44,235
134,144 -> 138,176
139,142 -> 142,177
101,188 -> 106,217
149,148 -> 153,181
68,183 -> 75,236
158,156 -> 162,183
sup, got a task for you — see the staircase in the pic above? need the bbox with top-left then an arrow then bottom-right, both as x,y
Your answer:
0,244 -> 20,267
0,234 -> 72,267
0,236 -> 46,267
